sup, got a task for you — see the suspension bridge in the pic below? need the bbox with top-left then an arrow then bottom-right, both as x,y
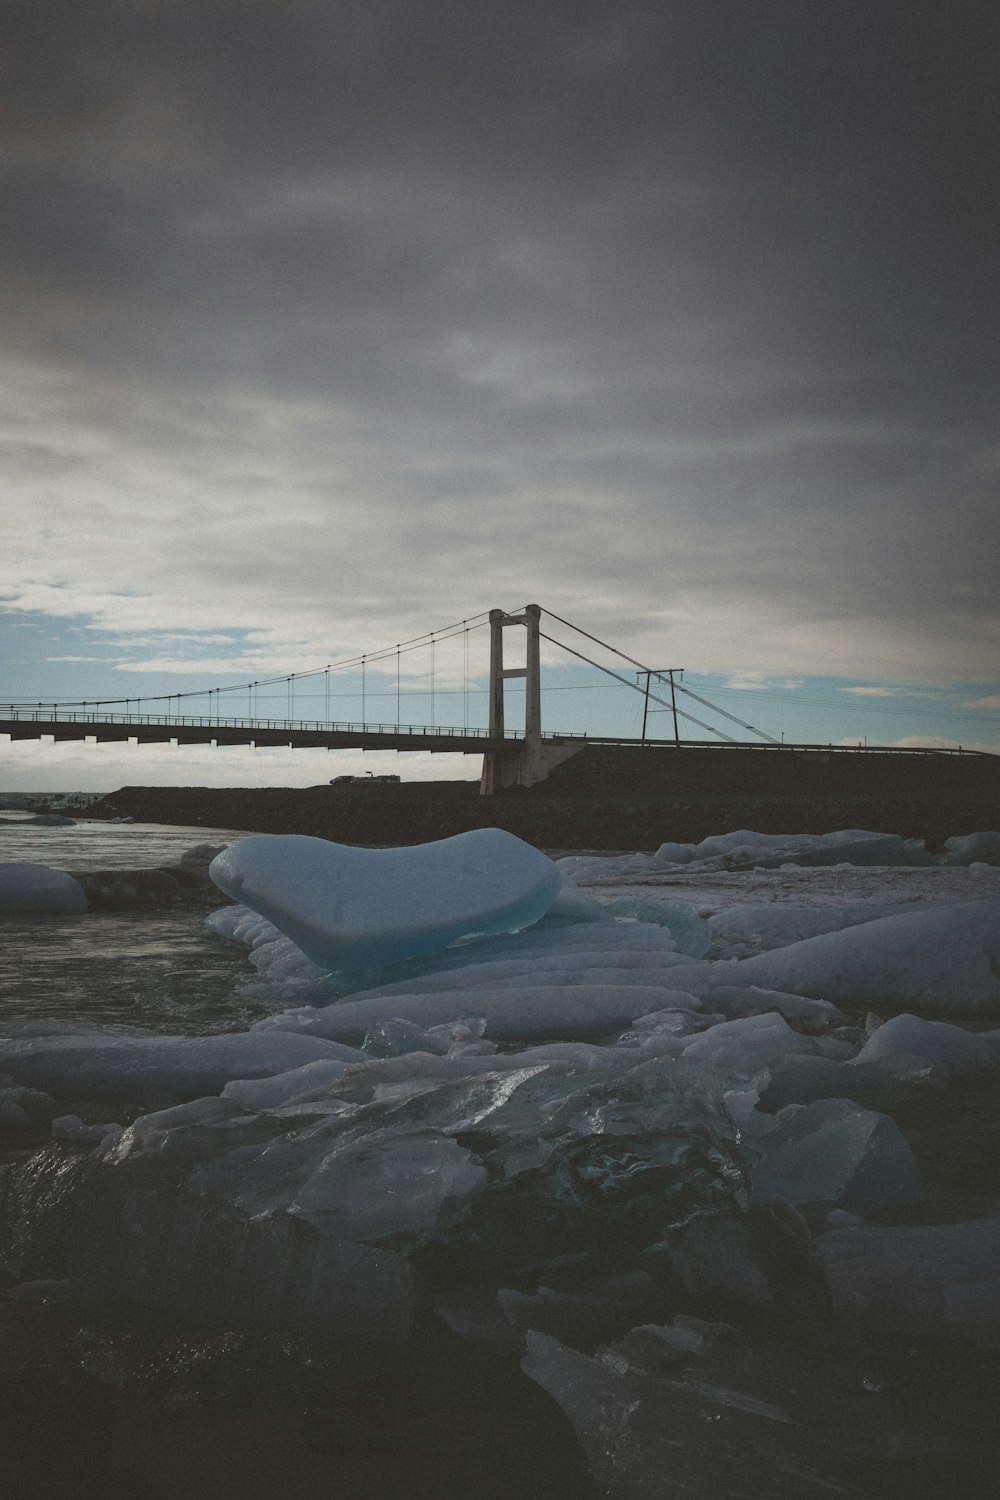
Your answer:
1,605 -> 983,793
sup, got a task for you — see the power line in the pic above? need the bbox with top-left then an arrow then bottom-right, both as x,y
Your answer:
538,630 -> 737,742
542,608 -> 778,743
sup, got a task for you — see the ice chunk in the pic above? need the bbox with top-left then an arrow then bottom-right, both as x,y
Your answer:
709,985 -> 845,1030
670,1213 -> 772,1305
596,898 -> 712,957
0,1025 -> 362,1106
654,840 -> 697,864
816,1216 -> 1000,1344
0,1085 -> 60,1131
0,863 -> 87,914
758,1050 -> 952,1115
221,1056 -> 363,1109
523,1326 -> 855,1498
852,1013 -> 1000,1080
678,1013 -> 823,1087
496,1270 -> 655,1342
945,831 -> 1000,866
555,852 -> 667,881
749,1098 -> 921,1214
51,1116 -> 123,1145
256,983 -> 702,1047
681,899 -> 1000,1013
209,829 -> 562,972
290,1130 -> 487,1242
707,902 -> 914,958
420,917 -> 686,966
683,828 -> 937,870
180,842 -> 227,867
0,1037 -> 751,1342
348,952 -> 688,999
544,873 -> 606,919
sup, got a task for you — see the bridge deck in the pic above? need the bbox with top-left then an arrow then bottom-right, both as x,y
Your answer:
0,713 -> 540,754
0,711 -> 986,758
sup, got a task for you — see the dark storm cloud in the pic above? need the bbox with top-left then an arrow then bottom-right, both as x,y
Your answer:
2,0 -> 998,679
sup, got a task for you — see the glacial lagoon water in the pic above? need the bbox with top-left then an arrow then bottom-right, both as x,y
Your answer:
0,813 -> 258,1033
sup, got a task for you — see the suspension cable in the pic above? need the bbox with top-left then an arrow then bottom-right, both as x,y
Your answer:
541,608 -> 778,743
538,630 -> 736,742
6,613 -> 492,711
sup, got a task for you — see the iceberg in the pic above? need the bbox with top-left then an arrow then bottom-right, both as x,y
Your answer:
209,829 -> 563,972
0,862 -> 88,915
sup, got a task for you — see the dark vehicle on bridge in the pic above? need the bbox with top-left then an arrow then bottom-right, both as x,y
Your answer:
329,773 -> 401,785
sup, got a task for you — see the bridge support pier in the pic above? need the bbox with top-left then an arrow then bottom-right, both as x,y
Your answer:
480,739 -> 583,794
479,604 -> 582,793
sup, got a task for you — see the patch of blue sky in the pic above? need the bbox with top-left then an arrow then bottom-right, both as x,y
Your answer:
681,673 -> 1000,752
0,611 -> 260,706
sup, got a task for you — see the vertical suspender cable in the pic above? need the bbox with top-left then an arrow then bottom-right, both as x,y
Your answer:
430,633 -> 435,727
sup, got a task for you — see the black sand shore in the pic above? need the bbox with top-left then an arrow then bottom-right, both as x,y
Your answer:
88,742 -> 1000,853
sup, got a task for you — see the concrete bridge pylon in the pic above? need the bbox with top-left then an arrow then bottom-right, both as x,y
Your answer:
480,604 -> 582,794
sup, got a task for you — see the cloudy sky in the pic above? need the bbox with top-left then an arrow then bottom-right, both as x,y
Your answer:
3,1 -> 998,787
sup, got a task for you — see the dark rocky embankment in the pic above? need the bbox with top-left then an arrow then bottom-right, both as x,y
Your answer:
87,744 -> 1000,851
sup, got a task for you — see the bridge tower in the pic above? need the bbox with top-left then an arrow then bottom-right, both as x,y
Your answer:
480,603 -> 581,794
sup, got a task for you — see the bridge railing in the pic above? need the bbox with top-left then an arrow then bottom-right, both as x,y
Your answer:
0,707 -> 590,743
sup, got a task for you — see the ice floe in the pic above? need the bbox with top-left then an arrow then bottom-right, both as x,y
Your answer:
0,1025 -> 361,1106
668,898 -> 1000,1012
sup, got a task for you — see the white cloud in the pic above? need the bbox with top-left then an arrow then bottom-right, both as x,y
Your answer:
719,672 -> 804,692
961,694 -> 1000,712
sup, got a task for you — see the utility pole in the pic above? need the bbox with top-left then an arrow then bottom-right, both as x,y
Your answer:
636,668 -> 683,745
